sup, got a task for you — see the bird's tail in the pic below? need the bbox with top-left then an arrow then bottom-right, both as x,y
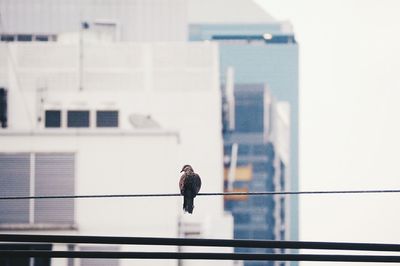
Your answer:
183,194 -> 194,214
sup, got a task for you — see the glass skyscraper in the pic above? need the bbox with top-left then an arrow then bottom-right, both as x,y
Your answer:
189,3 -> 299,265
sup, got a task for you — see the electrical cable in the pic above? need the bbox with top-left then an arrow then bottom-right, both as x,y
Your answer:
1,189 -> 400,200
0,250 -> 400,262
1,234 -> 400,252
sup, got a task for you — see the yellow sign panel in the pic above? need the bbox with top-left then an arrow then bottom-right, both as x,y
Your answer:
224,164 -> 253,181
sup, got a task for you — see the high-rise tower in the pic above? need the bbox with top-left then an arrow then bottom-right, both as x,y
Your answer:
189,1 -> 299,265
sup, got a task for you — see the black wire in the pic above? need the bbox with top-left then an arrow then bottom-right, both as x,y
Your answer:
2,234 -> 400,252
1,189 -> 400,200
1,250 -> 400,262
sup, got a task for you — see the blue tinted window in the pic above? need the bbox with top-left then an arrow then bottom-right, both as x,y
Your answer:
224,200 -> 234,210
96,110 -> 118,128
253,144 -> 269,155
235,91 -> 264,133
223,144 -> 232,155
253,162 -> 269,172
1,35 -> 14,42
36,35 -> 49,41
235,212 -> 250,224
211,34 -> 297,44
45,110 -> 61,128
17,35 -> 32,41
234,229 -> 250,239
251,196 -> 269,206
238,144 -> 250,155
67,110 -> 89,128
252,230 -> 268,239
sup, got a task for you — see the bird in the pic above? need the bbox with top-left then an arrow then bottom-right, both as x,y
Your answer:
179,164 -> 202,214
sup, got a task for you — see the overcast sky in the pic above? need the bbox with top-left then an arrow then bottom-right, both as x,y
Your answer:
255,0 -> 400,265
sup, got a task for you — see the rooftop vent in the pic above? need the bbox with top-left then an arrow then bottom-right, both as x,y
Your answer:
129,114 -> 160,129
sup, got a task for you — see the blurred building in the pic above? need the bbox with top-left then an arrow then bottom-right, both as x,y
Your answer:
188,1 -> 299,265
0,1 -> 233,266
0,0 -> 187,42
222,83 -> 290,266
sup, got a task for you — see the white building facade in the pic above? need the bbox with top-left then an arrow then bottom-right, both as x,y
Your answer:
0,40 -> 233,266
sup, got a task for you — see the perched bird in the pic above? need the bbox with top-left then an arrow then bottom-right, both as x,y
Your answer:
179,164 -> 202,214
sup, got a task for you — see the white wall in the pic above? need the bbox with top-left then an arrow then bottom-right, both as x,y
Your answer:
0,41 -> 233,265
0,42 -> 226,215
0,133 -> 180,266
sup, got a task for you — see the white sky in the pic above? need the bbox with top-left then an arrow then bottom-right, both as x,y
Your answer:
255,0 -> 400,265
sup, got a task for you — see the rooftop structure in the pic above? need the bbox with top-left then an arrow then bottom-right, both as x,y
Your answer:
0,0 -> 187,42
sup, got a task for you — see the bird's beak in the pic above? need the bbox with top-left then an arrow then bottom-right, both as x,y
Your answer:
180,169 -> 184,173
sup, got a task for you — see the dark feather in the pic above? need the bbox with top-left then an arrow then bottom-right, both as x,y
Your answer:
179,165 -> 201,214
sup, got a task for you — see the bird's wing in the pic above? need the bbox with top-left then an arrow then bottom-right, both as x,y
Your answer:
194,173 -> 201,194
179,174 -> 186,195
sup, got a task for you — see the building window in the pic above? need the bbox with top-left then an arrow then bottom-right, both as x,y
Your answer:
235,90 -> 264,133
0,153 -> 75,226
35,35 -> 49,42
17,34 -> 33,42
45,110 -> 61,128
211,34 -> 297,44
67,110 -> 90,128
0,88 -> 7,128
96,110 -> 118,128
0,35 -> 14,42
1,34 -> 56,42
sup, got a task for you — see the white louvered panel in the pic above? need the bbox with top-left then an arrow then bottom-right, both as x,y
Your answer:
15,44 -> 76,69
152,43 -> 215,69
16,70 -> 77,91
34,153 -> 75,224
11,71 -> 37,91
41,71 -> 78,91
186,44 -> 215,68
153,70 -> 185,91
153,70 -> 213,91
84,44 -> 144,69
185,70 -> 214,91
152,44 -> 187,68
0,153 -> 30,223
84,70 -> 145,90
